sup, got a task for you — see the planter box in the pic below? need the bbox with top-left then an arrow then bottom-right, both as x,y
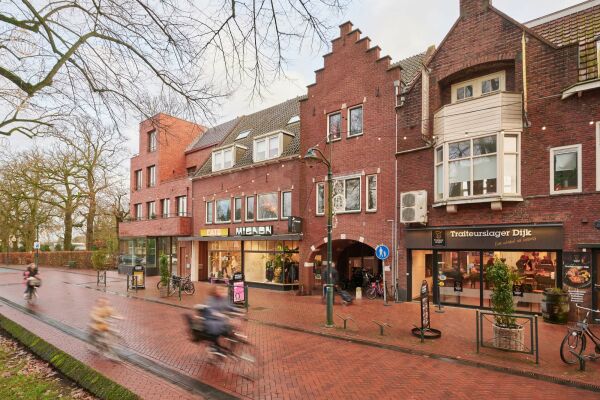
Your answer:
493,324 -> 525,352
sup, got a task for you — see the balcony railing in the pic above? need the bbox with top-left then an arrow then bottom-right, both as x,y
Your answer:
433,92 -> 523,141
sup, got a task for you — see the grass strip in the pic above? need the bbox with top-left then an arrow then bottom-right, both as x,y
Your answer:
0,314 -> 138,400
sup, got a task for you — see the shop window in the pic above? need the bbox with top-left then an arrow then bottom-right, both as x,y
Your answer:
134,169 -> 142,191
147,201 -> 156,219
147,165 -> 156,187
435,132 -> 519,201
348,105 -> 363,137
161,198 -> 170,218
316,182 -> 325,216
257,192 -> 278,221
234,197 -> 242,222
327,111 -> 342,141
281,191 -> 292,219
208,241 -> 241,280
134,203 -> 142,220
366,175 -> 377,212
451,71 -> 505,103
332,176 -> 361,213
550,144 -> 582,194
245,196 -> 255,221
206,201 -> 213,224
215,198 -> 231,223
243,241 -> 299,284
176,195 -> 187,217
148,130 -> 157,152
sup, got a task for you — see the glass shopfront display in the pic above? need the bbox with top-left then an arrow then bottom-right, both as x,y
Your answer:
208,241 -> 241,281
119,237 -> 157,270
244,240 -> 299,285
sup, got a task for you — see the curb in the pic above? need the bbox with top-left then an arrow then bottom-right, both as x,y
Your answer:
0,313 -> 139,400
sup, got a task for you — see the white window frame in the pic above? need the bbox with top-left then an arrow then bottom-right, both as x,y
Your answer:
550,144 -> 582,195
332,174 -> 362,214
245,196 -> 255,221
212,145 -> 239,172
281,191 -> 292,219
366,175 -> 377,212
434,132 -> 521,202
327,111 -> 342,142
147,201 -> 156,218
451,71 -> 506,103
434,146 -> 444,201
134,204 -> 142,220
596,122 -> 600,191
233,197 -> 242,223
215,198 -> 231,223
148,130 -> 157,152
134,169 -> 142,191
206,201 -> 214,224
256,192 -> 279,221
161,198 -> 170,218
177,196 -> 187,217
316,182 -> 325,216
253,133 -> 284,162
347,105 -> 363,138
147,165 -> 156,187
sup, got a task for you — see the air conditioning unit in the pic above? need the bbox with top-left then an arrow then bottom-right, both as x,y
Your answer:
400,191 -> 428,224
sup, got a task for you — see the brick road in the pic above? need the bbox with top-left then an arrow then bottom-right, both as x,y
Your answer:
1,266 -> 598,399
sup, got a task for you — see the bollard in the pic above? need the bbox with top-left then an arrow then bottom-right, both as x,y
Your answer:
355,287 -> 362,300
126,274 -> 130,292
134,276 -> 138,293
244,284 -> 249,309
326,285 -> 334,328
178,282 -> 182,301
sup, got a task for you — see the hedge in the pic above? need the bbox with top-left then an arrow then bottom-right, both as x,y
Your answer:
0,315 -> 139,400
0,251 -> 93,268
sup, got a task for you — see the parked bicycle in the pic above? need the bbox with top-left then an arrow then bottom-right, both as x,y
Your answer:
366,279 -> 385,300
157,274 -> 195,295
560,304 -> 600,368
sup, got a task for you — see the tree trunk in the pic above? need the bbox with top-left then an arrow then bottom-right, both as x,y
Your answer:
86,192 -> 96,250
63,209 -> 73,251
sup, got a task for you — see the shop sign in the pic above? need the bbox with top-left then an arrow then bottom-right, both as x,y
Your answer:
420,280 -> 430,329
405,225 -> 563,250
233,281 -> 245,304
200,228 -> 229,237
235,225 -> 273,236
288,216 -> 303,233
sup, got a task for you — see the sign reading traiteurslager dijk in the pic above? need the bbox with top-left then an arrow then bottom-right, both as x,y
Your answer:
405,224 -> 563,251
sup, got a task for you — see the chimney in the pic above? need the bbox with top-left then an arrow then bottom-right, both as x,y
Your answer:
460,0 -> 491,17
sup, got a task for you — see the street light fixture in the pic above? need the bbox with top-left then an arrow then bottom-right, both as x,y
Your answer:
304,146 -> 334,327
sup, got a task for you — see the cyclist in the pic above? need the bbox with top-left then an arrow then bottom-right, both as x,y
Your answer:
23,264 -> 41,300
202,285 -> 239,354
88,298 -> 122,358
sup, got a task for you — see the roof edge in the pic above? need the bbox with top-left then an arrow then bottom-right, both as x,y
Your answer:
524,0 -> 600,28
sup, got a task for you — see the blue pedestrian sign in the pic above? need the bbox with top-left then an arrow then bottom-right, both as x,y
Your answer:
375,245 -> 390,261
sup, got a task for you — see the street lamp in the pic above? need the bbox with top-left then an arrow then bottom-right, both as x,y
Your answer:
304,146 -> 334,327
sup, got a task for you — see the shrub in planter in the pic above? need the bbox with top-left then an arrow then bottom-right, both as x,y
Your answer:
541,287 -> 570,324
159,254 -> 170,297
486,258 -> 524,351
91,249 -> 109,271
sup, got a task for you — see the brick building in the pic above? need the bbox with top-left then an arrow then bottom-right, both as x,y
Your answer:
396,0 -> 600,313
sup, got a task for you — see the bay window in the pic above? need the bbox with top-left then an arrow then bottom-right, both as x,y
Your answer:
435,132 -> 520,202
215,199 -> 231,223
333,176 -> 361,213
452,71 -> 505,103
550,144 -> 582,194
316,182 -> 325,216
257,193 -> 278,221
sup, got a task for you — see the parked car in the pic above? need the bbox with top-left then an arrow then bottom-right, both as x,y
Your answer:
118,255 -> 145,266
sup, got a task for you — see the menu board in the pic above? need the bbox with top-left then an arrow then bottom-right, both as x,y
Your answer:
420,280 -> 430,329
563,252 -> 592,319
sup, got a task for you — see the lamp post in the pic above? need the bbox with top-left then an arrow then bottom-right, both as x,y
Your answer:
304,147 -> 334,327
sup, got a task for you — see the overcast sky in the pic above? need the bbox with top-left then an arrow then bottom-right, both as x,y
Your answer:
6,0 -> 584,155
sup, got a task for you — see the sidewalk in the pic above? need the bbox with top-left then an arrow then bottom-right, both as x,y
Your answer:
31,265 -> 600,390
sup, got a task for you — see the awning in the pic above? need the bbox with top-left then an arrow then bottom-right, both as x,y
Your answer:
178,233 -> 303,242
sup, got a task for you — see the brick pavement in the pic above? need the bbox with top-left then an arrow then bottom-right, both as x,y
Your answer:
1,265 -> 599,399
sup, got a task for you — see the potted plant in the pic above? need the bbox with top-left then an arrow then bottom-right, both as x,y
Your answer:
265,259 -> 274,282
541,287 -> 570,324
486,258 -> 524,351
159,253 -> 170,297
91,249 -> 108,271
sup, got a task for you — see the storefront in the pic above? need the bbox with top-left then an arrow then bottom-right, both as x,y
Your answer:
118,236 -> 178,276
185,225 -> 301,290
405,224 -> 564,313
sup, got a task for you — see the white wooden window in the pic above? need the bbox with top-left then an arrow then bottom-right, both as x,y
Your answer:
253,133 -> 282,162
435,147 -> 444,200
550,144 -> 582,195
245,196 -> 255,221
148,130 -> 157,152
161,198 -> 170,218
147,165 -> 156,187
316,182 -> 325,216
234,197 -> 242,222
177,196 -> 187,217
597,122 -> 600,191
212,146 -> 235,172
134,204 -> 142,220
134,170 -> 142,190
215,199 -> 231,223
281,191 -> 292,219
332,175 -> 361,213
147,201 -> 156,219
257,193 -> 278,221
348,105 -> 363,137
327,112 -> 342,141
366,175 -> 377,212
451,71 -> 506,103
206,201 -> 214,224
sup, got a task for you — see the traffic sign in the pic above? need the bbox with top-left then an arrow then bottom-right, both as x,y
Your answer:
375,245 -> 390,260
33,241 -> 40,250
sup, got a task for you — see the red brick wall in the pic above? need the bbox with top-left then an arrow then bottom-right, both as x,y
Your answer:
396,3 -> 600,294
298,22 -> 401,290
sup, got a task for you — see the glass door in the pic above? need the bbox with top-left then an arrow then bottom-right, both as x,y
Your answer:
437,251 -> 481,307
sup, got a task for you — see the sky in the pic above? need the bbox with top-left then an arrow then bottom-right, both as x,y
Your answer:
5,0 -> 585,156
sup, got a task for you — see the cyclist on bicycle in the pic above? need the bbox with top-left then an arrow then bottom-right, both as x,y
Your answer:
201,286 -> 240,354
23,264 -> 41,299
89,298 -> 122,358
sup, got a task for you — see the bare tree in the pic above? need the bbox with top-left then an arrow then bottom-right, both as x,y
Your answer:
0,0 -> 347,137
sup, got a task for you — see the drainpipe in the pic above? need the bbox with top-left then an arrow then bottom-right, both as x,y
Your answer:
393,80 -> 400,301
522,32 -> 530,127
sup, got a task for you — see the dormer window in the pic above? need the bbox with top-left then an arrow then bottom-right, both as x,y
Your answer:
451,71 -> 505,103
212,146 -> 233,171
253,131 -> 293,162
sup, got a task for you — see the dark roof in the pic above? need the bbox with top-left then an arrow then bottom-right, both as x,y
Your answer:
194,97 -> 301,178
186,117 -> 241,152
390,52 -> 426,86
526,2 -> 600,82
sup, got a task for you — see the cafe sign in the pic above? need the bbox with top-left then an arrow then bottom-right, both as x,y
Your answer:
235,225 -> 273,236
200,228 -> 229,237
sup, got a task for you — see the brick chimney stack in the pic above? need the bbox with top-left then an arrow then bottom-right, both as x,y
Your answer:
460,0 -> 491,17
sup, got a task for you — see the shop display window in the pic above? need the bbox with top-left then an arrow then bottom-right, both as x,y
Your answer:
243,241 -> 299,285
437,251 -> 481,307
208,241 -> 241,281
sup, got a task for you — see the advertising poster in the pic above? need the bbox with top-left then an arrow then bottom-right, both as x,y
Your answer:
563,252 -> 592,320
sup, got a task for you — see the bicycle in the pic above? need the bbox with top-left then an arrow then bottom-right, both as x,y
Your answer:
24,277 -> 41,304
366,279 -> 385,300
157,274 -> 195,295
560,304 -> 600,369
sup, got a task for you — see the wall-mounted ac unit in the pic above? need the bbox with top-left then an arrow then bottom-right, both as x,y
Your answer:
400,191 -> 427,224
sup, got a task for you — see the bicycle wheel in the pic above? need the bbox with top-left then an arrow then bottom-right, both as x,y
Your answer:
157,280 -> 167,290
366,287 -> 377,300
560,330 -> 586,365
184,282 -> 195,295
